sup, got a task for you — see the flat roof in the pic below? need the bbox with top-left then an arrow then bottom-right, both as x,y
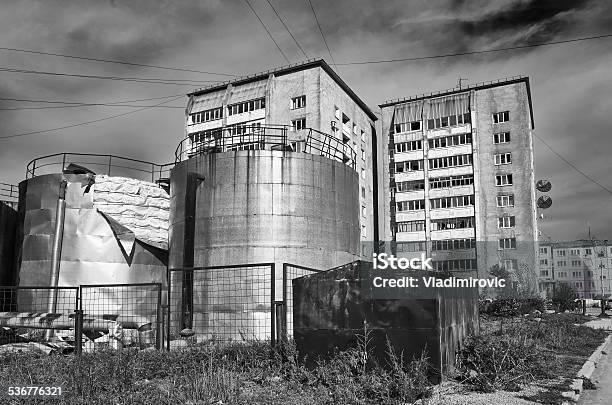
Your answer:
540,239 -> 610,248
379,76 -> 534,129
188,59 -> 377,122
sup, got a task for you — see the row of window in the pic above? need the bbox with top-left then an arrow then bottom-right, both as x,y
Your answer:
427,113 -> 471,130
394,175 -> 474,192
430,216 -> 474,231
396,220 -> 425,233
433,259 -> 477,271
499,238 -> 516,250
190,107 -> 223,124
428,133 -> 472,149
432,238 -> 476,251
396,241 -> 427,252
552,248 -> 594,257
429,154 -> 473,170
395,140 -> 422,153
228,98 -> 266,116
394,121 -> 422,134
494,152 -> 512,165
397,195 -> 476,212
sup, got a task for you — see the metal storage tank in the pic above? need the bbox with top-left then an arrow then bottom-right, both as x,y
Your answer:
0,200 -> 18,287
168,126 -> 361,341
16,155 -> 171,320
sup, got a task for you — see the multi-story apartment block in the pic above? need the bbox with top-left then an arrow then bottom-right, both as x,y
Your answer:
183,60 -> 379,257
379,77 -> 538,287
538,240 -> 611,299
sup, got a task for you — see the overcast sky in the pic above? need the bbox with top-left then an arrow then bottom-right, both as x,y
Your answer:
0,0 -> 611,241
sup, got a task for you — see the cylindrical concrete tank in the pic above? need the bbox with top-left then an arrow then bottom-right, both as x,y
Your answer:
16,173 -> 169,317
168,150 -> 360,340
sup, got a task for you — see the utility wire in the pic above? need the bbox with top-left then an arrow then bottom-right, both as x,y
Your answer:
0,95 -> 184,140
307,0 -> 337,67
0,46 -> 238,77
336,33 -> 612,65
0,67 -> 219,86
0,94 -> 183,104
243,0 -> 291,64
534,134 -> 612,195
265,0 -> 309,59
0,94 -> 185,110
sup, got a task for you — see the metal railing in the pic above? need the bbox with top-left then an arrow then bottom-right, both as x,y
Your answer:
167,263 -> 276,349
175,125 -> 357,170
25,153 -> 174,184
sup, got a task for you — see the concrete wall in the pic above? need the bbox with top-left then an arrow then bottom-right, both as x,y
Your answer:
473,83 -> 538,288
0,202 -> 18,286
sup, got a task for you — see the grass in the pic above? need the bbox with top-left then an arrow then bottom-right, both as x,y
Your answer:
0,339 -> 431,405
456,312 -> 608,395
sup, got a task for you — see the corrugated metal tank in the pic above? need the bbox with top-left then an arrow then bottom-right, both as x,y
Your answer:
168,150 -> 360,339
16,173 -> 168,314
0,201 -> 18,286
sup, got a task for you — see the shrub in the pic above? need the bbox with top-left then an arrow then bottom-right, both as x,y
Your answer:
551,283 -> 579,312
483,297 -> 545,317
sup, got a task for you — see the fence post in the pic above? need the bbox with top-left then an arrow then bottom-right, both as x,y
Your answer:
74,309 -> 83,356
156,285 -> 163,350
270,264 -> 275,348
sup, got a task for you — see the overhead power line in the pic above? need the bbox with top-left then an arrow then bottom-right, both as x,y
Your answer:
534,134 -> 612,195
265,0 -> 309,59
0,95 -> 184,140
0,94 -> 185,110
0,46 -> 238,77
336,33 -> 612,65
243,0 -> 291,64
307,0 -> 337,67
0,67 -> 220,86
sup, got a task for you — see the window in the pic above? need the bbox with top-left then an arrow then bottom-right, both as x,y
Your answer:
540,270 -> 549,277
557,250 -> 566,257
430,195 -> 475,209
540,259 -> 548,265
570,249 -> 580,256
430,216 -> 474,231
572,271 -> 582,277
361,149 -> 366,160
503,259 -> 517,271
361,206 -> 366,217
585,248 -> 592,255
539,247 -> 548,254
558,272 -> 567,278
228,98 -> 265,116
353,123 -> 358,135
395,180 -> 425,192
428,154 -> 473,170
361,169 -> 366,179
498,216 -> 516,228
395,160 -> 424,173
291,95 -> 306,109
432,238 -> 476,251
396,241 -> 427,252
361,130 -> 366,142
396,220 -> 425,233
396,200 -> 426,212
429,174 -> 474,189
189,107 -> 223,124
572,260 -> 582,267
395,140 -> 423,153
394,121 -> 422,133
291,117 -> 306,131
493,111 -> 510,123
557,261 -> 567,267
428,133 -> 472,149
496,194 -> 515,207
494,153 -> 512,165
361,187 -> 366,198
495,174 -> 513,186
498,238 -> 516,250
361,225 -> 366,237
494,132 -> 511,144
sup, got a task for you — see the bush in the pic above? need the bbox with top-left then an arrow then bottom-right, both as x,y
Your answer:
483,297 -> 545,317
551,283 -> 579,312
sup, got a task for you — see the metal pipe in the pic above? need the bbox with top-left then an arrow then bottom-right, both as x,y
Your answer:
45,179 -> 67,340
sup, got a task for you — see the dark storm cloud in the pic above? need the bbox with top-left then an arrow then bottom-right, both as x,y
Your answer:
459,0 -> 593,44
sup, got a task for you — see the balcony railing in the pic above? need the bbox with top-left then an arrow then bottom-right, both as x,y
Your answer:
175,125 -> 357,170
25,153 -> 174,184
0,182 -> 18,206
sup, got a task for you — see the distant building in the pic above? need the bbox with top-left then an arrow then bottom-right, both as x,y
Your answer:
183,60 -> 378,258
538,240 -> 612,299
379,77 -> 538,287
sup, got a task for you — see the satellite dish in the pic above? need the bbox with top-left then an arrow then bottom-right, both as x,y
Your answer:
537,195 -> 553,209
536,179 -> 552,192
